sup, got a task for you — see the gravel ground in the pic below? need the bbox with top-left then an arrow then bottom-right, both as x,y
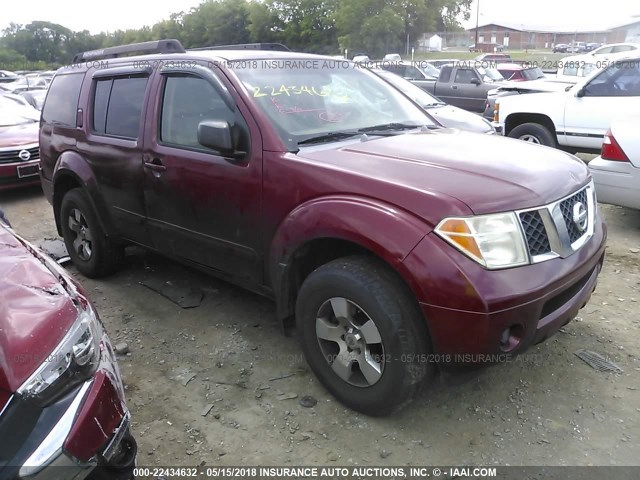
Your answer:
1,182 -> 639,468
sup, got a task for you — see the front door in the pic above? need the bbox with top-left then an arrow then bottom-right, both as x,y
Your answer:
142,68 -> 263,285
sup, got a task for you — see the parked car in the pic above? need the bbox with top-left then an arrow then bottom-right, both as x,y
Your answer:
415,63 -> 505,112
375,60 -> 439,88
496,63 -> 545,82
584,42 -> 602,52
19,89 -> 48,111
588,42 -> 640,60
567,42 -> 587,53
474,53 -> 512,63
483,78 -> 575,120
40,40 -> 606,416
424,58 -> 460,69
469,43 -> 505,53
352,54 -> 371,64
0,102 -> 42,190
553,43 -> 570,53
372,69 -> 495,134
554,54 -> 602,83
589,117 -> 640,209
0,70 -> 19,83
495,55 -> 640,152
0,220 -> 137,478
383,53 -> 402,62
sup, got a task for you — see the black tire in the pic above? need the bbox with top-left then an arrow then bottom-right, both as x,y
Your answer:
508,122 -> 557,147
60,188 -> 123,278
295,255 -> 434,416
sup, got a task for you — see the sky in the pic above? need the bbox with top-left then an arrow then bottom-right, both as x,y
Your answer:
1,0 -> 640,35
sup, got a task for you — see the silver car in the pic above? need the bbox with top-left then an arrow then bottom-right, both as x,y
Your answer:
590,117 -> 640,210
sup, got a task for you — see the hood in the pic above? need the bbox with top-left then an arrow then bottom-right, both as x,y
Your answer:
0,224 -> 78,394
297,129 -> 589,216
426,104 -> 493,133
0,121 -> 39,148
495,79 -> 574,93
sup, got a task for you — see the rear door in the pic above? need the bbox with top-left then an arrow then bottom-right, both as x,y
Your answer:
562,59 -> 640,150
142,64 -> 263,285
76,66 -> 152,245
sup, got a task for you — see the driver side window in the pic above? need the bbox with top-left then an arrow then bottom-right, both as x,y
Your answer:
455,69 -> 477,84
584,61 -> 640,97
160,74 -> 237,150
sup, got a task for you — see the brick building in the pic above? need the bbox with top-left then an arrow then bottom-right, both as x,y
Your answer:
466,17 -> 640,50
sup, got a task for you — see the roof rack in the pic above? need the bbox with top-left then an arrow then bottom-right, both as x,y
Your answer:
189,43 -> 290,52
73,39 -> 186,63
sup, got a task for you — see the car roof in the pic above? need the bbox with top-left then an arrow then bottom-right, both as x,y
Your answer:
57,48 -> 347,75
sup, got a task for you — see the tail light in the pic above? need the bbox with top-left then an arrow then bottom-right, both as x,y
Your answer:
601,129 -> 629,162
493,102 -> 500,122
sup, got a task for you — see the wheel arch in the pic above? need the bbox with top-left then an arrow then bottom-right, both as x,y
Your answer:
504,113 -> 558,139
268,195 -> 431,335
52,152 -> 115,238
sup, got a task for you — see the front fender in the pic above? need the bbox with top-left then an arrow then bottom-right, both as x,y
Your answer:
269,195 -> 431,321
53,151 -> 115,237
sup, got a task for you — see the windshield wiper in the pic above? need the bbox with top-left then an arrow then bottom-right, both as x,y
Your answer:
297,131 -> 362,146
358,122 -> 424,133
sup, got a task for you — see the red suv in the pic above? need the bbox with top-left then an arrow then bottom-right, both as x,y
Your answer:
0,96 -> 41,190
40,40 -> 606,416
0,217 -> 136,478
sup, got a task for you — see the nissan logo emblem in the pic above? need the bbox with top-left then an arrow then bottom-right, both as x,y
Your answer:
572,202 -> 588,232
18,149 -> 31,161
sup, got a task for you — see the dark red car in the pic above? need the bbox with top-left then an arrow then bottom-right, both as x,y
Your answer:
0,218 -> 136,478
0,97 -> 41,190
40,40 -> 606,416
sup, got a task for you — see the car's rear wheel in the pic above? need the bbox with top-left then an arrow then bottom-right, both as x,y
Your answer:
509,122 -> 557,147
60,188 -> 123,278
295,256 -> 434,416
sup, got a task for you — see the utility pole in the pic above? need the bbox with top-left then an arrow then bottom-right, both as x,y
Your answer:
475,0 -> 481,50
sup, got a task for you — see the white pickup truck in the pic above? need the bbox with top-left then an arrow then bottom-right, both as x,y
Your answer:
495,55 -> 640,153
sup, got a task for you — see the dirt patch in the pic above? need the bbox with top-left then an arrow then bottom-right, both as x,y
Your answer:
2,188 -> 639,466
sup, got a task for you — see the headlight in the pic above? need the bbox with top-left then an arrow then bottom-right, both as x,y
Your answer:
435,212 -> 529,269
17,306 -> 102,406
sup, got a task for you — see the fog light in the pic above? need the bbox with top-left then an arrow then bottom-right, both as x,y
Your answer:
499,325 -> 523,352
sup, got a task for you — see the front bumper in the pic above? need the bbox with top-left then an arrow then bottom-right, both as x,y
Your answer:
0,160 -> 41,191
589,157 -> 640,210
400,208 -> 606,366
1,335 -> 136,480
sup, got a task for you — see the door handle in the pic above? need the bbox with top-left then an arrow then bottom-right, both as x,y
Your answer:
144,159 -> 166,173
452,85 -> 458,89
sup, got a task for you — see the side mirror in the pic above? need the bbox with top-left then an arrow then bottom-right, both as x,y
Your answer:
470,77 -> 481,85
197,120 -> 244,158
576,87 -> 586,97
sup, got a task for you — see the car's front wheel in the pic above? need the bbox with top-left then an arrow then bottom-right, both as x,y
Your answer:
508,122 -> 557,147
60,188 -> 123,278
296,256 -> 434,416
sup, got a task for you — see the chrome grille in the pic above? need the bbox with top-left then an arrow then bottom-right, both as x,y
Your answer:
559,189 -> 588,244
519,210 -> 551,256
0,146 -> 40,164
517,183 -> 595,263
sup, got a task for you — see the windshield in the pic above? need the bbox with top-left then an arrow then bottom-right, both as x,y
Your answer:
231,60 -> 437,149
523,67 -> 545,80
375,70 -> 442,107
477,67 -> 504,82
420,63 -> 440,78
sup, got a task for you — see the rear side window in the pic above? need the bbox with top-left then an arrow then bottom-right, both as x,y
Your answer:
92,76 -> 148,139
439,66 -> 453,82
42,73 -> 84,126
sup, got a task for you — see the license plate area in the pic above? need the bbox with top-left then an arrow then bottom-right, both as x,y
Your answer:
17,164 -> 39,178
